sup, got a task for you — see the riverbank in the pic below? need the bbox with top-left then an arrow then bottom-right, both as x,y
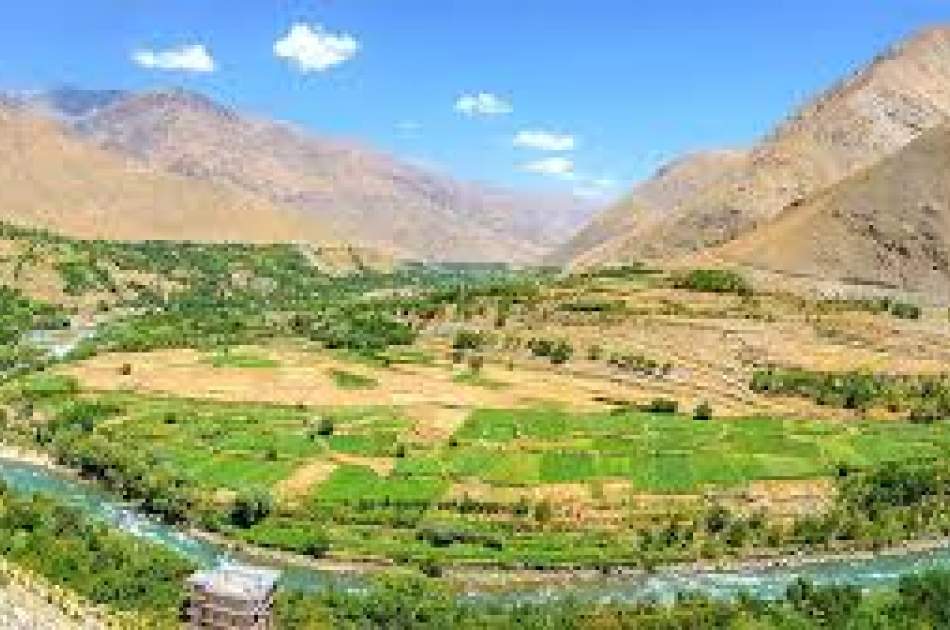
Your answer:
2,442 -> 950,595
191,496 -> 950,592
0,443 -> 57,468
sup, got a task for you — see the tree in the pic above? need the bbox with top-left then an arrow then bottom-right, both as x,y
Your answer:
315,416 -> 334,436
467,354 -> 485,374
693,401 -> 713,421
231,490 -> 273,528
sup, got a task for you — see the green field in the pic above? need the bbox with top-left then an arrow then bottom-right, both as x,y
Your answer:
22,384 -> 950,496
27,391 -> 409,492
10,371 -> 950,567
451,408 -> 950,491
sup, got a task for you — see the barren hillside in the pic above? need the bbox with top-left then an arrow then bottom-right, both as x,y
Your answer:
548,149 -> 747,265
714,124 -> 950,300
559,26 -> 950,268
0,104 -> 338,243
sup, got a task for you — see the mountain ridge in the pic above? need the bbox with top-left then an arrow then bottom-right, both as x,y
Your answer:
556,25 -> 950,271
0,103 -> 342,245
15,87 -> 595,263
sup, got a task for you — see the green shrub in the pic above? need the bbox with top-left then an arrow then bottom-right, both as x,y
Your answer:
608,352 -> 671,376
315,417 -> 335,436
548,340 -> 573,364
528,337 -> 573,364
890,301 -> 921,320
328,369 -> 378,390
452,329 -> 487,351
644,398 -> 678,414
672,268 -> 752,295
557,299 -> 624,313
693,401 -> 713,421
230,489 -> 273,528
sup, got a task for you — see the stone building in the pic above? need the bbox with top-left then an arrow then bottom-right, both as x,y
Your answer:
186,564 -> 281,629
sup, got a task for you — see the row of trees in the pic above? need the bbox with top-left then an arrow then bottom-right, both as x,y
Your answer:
275,569 -> 950,629
817,296 -> 922,320
751,366 -> 950,419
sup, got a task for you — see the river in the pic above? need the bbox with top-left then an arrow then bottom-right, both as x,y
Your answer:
0,455 -> 949,604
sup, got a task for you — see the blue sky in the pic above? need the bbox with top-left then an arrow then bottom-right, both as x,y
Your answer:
1,1 -> 947,200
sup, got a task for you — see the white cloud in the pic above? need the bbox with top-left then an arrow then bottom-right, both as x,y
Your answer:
455,92 -> 512,116
522,156 -> 574,178
274,23 -> 359,72
513,130 -> 575,152
131,44 -> 215,73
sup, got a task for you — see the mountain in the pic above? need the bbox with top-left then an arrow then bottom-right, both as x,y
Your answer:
0,103 -> 337,243
25,87 -> 592,263
556,26 -> 950,268
547,149 -> 747,266
712,124 -> 950,300
11,86 -> 125,121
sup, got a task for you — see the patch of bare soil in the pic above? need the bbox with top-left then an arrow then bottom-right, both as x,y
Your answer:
275,459 -> 337,505
713,478 -> 835,521
403,405 -> 470,445
327,452 -> 394,476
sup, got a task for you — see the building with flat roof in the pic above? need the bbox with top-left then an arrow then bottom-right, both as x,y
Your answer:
186,564 -> 281,629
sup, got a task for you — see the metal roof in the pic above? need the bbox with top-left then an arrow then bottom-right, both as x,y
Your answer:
187,564 -> 282,600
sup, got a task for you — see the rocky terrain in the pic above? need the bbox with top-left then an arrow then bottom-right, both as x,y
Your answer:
711,123 -> 950,301
0,559 -> 122,629
547,149 -> 747,266
558,26 -> 950,280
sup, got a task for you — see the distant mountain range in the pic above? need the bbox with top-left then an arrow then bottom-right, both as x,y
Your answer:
554,26 -> 950,296
3,87 -> 595,262
4,25 -> 950,293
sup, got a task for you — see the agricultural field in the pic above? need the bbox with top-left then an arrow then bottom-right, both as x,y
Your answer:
6,371 -> 950,568
1,224 -> 950,571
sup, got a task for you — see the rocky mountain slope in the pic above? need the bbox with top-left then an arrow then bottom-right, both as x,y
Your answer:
712,124 -> 950,300
557,26 -> 950,269
27,88 -> 591,262
548,149 -> 747,266
0,103 -> 336,243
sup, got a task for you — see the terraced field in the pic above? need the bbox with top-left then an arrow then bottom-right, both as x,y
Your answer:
12,371 -> 950,568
